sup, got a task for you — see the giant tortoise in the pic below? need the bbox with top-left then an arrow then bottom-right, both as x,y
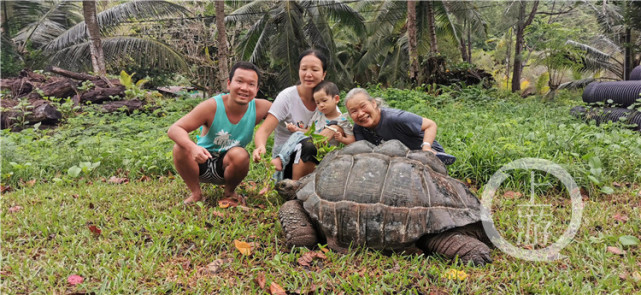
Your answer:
277,140 -> 493,265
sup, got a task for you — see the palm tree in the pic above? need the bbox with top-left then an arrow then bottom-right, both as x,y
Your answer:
352,1 -> 485,86
44,0 -> 190,73
407,0 -> 419,82
8,0 -> 82,53
215,1 -> 230,90
226,0 -> 365,91
82,1 -> 107,76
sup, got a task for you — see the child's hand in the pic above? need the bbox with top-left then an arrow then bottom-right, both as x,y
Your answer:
285,122 -> 298,132
333,130 -> 344,141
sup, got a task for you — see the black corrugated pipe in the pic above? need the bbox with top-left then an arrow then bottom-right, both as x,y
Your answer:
582,81 -> 641,107
570,106 -> 641,131
631,65 -> 641,80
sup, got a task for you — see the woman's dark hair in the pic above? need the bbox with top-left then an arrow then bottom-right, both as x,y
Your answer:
298,49 -> 328,72
229,61 -> 261,86
313,80 -> 339,97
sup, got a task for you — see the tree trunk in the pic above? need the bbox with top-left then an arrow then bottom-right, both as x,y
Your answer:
624,26 -> 631,80
82,1 -> 107,77
467,24 -> 472,63
407,0 -> 419,82
511,0 -> 539,93
426,0 -> 438,55
458,20 -> 467,62
215,1 -> 230,91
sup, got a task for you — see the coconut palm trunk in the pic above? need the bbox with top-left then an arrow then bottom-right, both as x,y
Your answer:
215,1 -> 230,90
82,1 -> 107,76
407,0 -> 418,82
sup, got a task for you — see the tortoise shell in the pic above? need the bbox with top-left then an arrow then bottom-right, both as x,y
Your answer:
295,140 -> 482,250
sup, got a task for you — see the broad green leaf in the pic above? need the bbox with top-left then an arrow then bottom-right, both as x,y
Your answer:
67,166 -> 81,178
619,235 -> 640,247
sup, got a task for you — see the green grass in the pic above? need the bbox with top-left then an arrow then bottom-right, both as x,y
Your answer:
2,86 -> 641,293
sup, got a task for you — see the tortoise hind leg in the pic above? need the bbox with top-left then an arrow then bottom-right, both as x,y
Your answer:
417,226 -> 492,266
278,200 -> 319,249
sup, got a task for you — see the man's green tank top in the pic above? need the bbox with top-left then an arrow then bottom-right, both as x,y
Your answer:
196,94 -> 256,154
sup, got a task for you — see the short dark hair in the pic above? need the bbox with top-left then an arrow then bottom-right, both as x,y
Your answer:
229,61 -> 261,85
298,49 -> 328,72
313,80 -> 339,97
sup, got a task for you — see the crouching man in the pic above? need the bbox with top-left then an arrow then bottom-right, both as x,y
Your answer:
168,62 -> 271,204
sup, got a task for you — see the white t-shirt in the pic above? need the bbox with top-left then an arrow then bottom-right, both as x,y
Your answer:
307,111 -> 353,146
268,86 -> 315,156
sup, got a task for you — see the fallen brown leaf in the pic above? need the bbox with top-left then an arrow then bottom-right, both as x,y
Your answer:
8,206 -> 23,213
269,282 -> 287,295
0,185 -> 12,194
503,191 -> 523,199
298,251 -> 327,267
234,239 -> 252,256
612,181 -> 622,187
211,211 -> 225,218
255,272 -> 266,290
0,270 -> 12,277
613,213 -> 629,223
620,272 -> 628,280
72,194 -> 79,199
107,176 -> 128,184
203,258 -> 232,275
25,179 -> 37,187
139,175 -> 151,182
218,198 -> 239,209
320,247 -> 329,253
607,246 -> 625,255
88,225 -> 102,236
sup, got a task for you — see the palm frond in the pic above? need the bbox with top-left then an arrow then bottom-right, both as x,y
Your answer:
48,37 -> 187,73
225,1 -> 270,24
45,0 -> 190,51
308,0 -> 365,36
566,40 -> 613,62
558,78 -> 596,90
11,1 -> 82,49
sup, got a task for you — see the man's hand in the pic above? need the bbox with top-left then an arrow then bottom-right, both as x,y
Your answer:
252,146 -> 266,162
192,146 -> 212,163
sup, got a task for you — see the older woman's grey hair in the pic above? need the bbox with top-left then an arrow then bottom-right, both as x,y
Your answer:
344,88 -> 386,108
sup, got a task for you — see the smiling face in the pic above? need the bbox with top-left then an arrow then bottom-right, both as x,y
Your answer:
227,68 -> 259,105
299,54 -> 327,89
346,93 -> 381,129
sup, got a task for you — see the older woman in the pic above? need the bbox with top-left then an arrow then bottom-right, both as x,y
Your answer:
252,49 -> 332,179
342,88 -> 456,165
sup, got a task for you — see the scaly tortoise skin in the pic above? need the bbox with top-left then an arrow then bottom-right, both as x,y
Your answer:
277,140 -> 493,265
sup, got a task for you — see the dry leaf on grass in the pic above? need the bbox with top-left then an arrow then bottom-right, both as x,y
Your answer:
503,191 -> 523,199
607,246 -> 625,255
8,206 -> 23,213
0,184 -> 12,193
218,198 -> 239,209
298,251 -> 327,267
25,179 -> 37,187
88,225 -> 101,236
255,272 -> 266,289
234,239 -> 253,256
202,258 -> 233,275
269,282 -> 287,295
67,274 -> 84,285
139,175 -> 151,182
107,176 -> 128,184
613,213 -> 629,223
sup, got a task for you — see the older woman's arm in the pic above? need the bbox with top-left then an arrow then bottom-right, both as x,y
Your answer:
420,117 -> 437,152
252,114 -> 279,162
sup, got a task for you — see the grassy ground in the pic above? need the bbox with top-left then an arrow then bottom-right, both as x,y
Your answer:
2,179 -> 639,294
2,87 -> 641,293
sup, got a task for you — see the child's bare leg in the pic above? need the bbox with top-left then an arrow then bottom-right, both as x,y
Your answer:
271,157 -> 283,171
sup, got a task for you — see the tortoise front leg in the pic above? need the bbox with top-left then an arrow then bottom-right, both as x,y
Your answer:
278,200 -> 319,249
417,227 -> 492,266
